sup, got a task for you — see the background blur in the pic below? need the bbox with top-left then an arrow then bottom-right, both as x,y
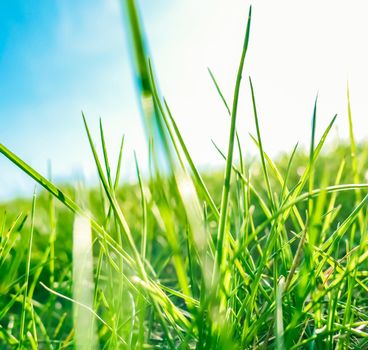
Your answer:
1,0 -> 368,199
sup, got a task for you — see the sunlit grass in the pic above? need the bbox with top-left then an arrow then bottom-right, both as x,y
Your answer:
0,2 -> 368,349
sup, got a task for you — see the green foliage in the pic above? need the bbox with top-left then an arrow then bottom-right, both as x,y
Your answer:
1,2 -> 368,349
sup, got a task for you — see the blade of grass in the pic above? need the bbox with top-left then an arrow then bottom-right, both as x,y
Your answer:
215,5 -> 252,279
276,276 -> 285,350
72,215 -> 98,350
19,190 -> 36,349
249,77 -> 275,211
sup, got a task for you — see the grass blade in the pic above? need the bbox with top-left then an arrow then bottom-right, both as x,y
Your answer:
72,215 -> 98,349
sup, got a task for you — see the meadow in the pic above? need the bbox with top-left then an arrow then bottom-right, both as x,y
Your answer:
1,4 -> 368,349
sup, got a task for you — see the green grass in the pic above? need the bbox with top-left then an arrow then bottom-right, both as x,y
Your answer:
1,2 -> 368,349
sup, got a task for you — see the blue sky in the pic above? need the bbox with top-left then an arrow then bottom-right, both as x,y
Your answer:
1,0 -> 368,199
0,0 -> 143,198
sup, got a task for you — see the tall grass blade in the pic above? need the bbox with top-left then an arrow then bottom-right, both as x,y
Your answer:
249,78 -> 275,210
215,5 -> 252,277
122,0 -> 173,169
72,215 -> 98,350
276,276 -> 285,350
19,191 -> 36,349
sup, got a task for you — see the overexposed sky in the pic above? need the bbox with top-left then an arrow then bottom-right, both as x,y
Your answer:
0,0 -> 367,199
149,0 -> 368,156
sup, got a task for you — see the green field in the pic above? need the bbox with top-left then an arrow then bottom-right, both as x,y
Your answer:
1,4 -> 368,349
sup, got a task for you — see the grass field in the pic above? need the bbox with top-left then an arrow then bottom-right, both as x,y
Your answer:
1,3 -> 368,349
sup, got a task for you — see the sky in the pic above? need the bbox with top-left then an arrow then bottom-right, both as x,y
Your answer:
1,0 -> 368,200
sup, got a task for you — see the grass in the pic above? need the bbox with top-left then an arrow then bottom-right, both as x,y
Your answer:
1,2 -> 368,349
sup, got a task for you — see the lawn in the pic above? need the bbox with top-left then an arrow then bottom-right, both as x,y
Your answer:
1,3 -> 368,349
